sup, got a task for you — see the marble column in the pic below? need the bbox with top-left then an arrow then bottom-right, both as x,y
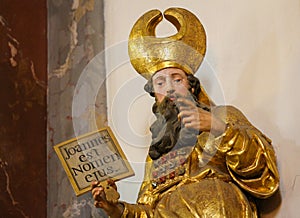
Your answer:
47,0 -> 107,217
0,0 -> 47,217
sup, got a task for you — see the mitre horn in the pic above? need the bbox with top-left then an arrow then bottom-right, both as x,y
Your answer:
128,7 -> 206,80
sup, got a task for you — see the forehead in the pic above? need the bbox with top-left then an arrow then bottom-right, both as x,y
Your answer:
152,68 -> 187,80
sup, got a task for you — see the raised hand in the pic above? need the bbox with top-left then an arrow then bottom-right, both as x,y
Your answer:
177,97 -> 226,136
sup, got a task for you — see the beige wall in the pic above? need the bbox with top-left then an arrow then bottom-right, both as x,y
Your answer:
104,0 -> 300,217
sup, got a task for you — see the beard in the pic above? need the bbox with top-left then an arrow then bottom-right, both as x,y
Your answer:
148,94 -> 204,160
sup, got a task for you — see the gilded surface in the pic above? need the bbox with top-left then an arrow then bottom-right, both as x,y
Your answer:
123,7 -> 279,218
128,8 -> 206,79
121,106 -> 279,217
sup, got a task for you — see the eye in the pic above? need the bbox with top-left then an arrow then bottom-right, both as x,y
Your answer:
155,80 -> 165,86
174,78 -> 182,83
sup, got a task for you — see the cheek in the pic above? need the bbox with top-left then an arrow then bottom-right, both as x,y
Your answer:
153,86 -> 167,100
155,93 -> 165,103
175,85 -> 190,96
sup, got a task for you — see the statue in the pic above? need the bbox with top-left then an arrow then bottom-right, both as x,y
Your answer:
91,8 -> 279,217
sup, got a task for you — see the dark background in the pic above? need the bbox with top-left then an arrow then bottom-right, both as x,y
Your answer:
0,0 -> 47,217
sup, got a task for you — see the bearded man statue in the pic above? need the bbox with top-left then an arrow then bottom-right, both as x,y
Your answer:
92,8 -> 279,218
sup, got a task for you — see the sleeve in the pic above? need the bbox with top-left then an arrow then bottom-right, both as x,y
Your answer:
216,106 -> 280,199
120,202 -> 153,218
120,156 -> 156,218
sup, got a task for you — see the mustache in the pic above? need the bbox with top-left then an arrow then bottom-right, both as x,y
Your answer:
153,96 -> 179,120
154,93 -> 210,117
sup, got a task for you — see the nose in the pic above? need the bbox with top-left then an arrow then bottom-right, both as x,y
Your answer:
166,79 -> 175,95
167,88 -> 175,95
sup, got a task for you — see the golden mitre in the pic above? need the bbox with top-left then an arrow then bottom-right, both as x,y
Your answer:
128,7 -> 206,80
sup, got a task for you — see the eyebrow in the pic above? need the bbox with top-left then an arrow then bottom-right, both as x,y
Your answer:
170,73 -> 184,77
153,73 -> 184,81
153,75 -> 166,81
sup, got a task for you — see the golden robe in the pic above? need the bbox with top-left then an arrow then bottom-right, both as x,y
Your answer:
121,106 -> 279,218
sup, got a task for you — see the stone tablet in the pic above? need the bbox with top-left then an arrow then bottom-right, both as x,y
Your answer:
54,127 -> 134,196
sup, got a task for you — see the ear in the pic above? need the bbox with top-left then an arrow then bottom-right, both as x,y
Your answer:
191,88 -> 195,94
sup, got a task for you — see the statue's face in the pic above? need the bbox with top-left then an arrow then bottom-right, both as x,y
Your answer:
152,68 -> 191,103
